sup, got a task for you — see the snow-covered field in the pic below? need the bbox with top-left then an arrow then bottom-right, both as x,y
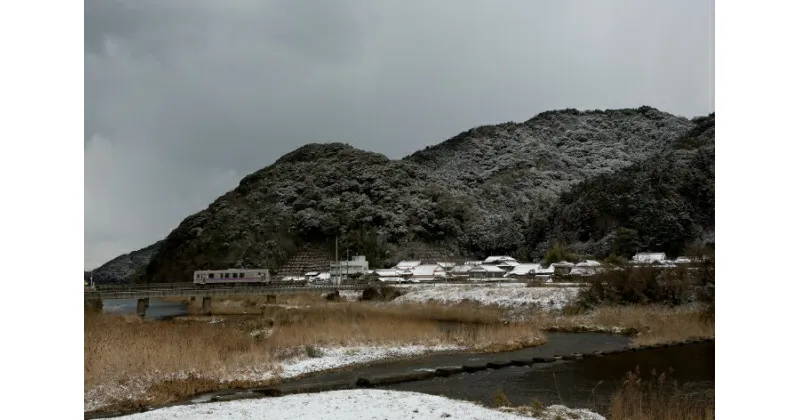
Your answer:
393,284 -> 581,311
85,344 -> 464,412
114,389 -> 606,420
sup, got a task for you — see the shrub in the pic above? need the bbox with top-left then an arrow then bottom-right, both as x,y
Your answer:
304,344 -> 324,358
493,389 -> 511,407
577,265 -> 700,307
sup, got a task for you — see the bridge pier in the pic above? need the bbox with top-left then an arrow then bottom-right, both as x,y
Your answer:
136,298 -> 149,317
84,298 -> 103,313
202,297 -> 212,315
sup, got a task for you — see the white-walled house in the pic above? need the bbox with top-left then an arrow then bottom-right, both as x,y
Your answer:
330,255 -> 370,284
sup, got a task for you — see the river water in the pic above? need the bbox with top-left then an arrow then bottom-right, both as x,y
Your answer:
101,298 -> 188,319
280,333 -> 713,411
383,340 -> 714,410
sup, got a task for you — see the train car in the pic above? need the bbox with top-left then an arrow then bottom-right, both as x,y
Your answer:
193,268 -> 271,285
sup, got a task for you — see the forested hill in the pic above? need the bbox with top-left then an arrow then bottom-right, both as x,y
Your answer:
536,113 -> 715,258
89,106 -> 714,284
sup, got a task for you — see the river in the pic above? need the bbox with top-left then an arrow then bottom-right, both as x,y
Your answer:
101,298 -> 188,319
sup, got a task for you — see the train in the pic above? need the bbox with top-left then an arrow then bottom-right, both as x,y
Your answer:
193,268 -> 271,285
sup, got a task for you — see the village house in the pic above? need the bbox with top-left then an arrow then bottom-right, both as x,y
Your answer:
394,260 -> 422,270
468,264 -> 506,280
330,255 -> 370,284
450,264 -> 473,279
550,261 -> 575,276
371,268 -> 405,283
503,263 -> 542,279
436,262 -> 457,272
410,264 -> 448,282
632,252 -> 667,264
570,260 -> 604,276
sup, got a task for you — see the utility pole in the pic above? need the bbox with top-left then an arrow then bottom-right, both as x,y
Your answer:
346,249 -> 350,282
335,236 -> 339,285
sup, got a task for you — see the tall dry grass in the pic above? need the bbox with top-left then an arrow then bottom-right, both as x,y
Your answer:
85,299 -> 545,411
606,367 -> 714,419
535,304 -> 714,346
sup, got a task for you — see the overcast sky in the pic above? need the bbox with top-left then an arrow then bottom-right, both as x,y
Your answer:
84,0 -> 715,270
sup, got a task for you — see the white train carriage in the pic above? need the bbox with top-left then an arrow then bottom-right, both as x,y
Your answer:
193,268 -> 271,285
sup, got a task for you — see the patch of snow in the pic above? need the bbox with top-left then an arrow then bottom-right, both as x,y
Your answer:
337,290 -> 363,301
114,389 -> 601,420
278,344 -> 465,379
499,404 -> 606,420
393,285 -> 581,310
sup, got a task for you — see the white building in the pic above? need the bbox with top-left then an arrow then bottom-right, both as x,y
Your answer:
330,255 -> 370,284
632,252 -> 667,264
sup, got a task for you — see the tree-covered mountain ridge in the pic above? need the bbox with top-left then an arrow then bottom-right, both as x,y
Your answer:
89,106 -> 713,283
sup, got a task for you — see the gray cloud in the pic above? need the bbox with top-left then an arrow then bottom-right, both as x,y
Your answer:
84,0 -> 715,269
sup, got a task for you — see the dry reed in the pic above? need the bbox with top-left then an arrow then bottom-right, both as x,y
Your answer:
605,367 -> 714,419
85,299 -> 544,411
535,304 -> 714,345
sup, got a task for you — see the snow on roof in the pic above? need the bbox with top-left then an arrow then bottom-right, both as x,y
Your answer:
632,252 -> 667,263
496,260 -> 520,267
484,256 -> 517,263
304,271 -> 320,276
470,264 -> 506,273
506,263 -> 542,276
537,265 -> 555,274
575,260 -> 602,267
374,269 -> 399,277
551,261 -> 575,267
395,261 -> 422,269
436,262 -> 456,267
376,277 -> 405,283
464,260 -> 483,266
451,265 -> 473,274
316,272 -> 331,280
411,264 -> 444,277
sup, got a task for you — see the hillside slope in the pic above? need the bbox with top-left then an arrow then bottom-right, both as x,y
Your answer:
537,113 -> 715,258
85,241 -> 163,284
90,107 -> 707,283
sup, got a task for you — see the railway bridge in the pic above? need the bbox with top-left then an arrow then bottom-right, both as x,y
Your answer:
84,283 -> 370,317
